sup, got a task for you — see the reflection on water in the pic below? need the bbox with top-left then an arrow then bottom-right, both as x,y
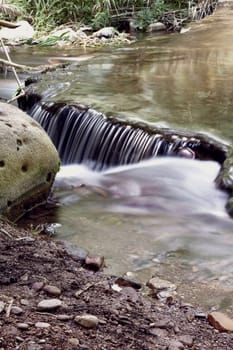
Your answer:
3,6 -> 233,308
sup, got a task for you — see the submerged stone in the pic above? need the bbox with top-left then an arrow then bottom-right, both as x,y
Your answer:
0,102 -> 60,221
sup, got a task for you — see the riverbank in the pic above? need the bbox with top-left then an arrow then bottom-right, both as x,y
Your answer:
0,220 -> 233,349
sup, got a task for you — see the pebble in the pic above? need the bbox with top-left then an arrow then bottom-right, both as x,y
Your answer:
26,341 -> 41,350
37,298 -> 62,311
57,314 -> 73,321
68,338 -> 80,346
208,311 -> 233,332
74,314 -> 99,328
168,339 -> 184,350
32,281 -> 44,292
0,301 -> 5,313
11,306 -> 24,315
35,322 -> 50,329
43,285 -> 61,296
17,323 -> 30,330
147,277 -> 176,292
20,299 -> 30,306
178,335 -> 194,346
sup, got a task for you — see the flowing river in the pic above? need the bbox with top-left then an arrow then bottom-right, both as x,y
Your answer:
1,5 -> 233,310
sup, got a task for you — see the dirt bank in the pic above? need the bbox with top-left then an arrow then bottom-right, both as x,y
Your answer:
0,220 -> 233,349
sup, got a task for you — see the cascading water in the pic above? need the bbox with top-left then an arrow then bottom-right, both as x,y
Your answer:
21,97 -> 229,172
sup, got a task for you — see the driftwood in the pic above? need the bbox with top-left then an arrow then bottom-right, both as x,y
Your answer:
0,57 -> 69,74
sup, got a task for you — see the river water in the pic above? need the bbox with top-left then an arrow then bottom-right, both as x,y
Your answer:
1,6 -> 233,310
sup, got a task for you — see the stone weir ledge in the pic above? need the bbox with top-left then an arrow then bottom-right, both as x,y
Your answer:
17,89 -> 233,218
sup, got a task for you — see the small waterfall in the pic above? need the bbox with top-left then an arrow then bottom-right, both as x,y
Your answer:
27,100 -> 228,170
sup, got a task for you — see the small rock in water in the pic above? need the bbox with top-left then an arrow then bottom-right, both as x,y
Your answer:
208,311 -> 233,332
147,277 -> 176,292
84,254 -> 105,271
37,298 -> 62,311
43,284 -> 61,296
74,314 -> 99,328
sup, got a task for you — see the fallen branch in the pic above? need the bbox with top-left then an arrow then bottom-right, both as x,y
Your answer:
0,57 -> 69,73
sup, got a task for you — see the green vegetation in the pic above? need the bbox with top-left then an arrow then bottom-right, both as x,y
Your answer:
1,1 -> 216,33
1,0 -> 190,32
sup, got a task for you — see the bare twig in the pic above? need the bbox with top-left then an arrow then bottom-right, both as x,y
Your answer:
0,38 -> 24,92
7,91 -> 25,104
0,57 -> 68,73
0,228 -> 13,239
6,299 -> 14,318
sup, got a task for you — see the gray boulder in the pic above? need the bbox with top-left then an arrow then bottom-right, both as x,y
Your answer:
0,102 -> 60,221
0,20 -> 35,43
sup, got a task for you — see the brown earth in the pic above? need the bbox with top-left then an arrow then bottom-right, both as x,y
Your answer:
0,220 -> 233,350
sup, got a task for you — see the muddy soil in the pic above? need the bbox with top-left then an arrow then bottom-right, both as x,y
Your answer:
0,220 -> 233,350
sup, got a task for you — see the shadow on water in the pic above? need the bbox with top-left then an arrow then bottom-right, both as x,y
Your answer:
3,5 -> 233,309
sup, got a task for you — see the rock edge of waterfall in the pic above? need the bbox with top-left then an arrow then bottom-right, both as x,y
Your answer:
0,102 -> 60,221
0,220 -> 233,350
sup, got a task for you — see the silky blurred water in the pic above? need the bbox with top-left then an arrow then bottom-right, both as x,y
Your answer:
2,5 -> 233,309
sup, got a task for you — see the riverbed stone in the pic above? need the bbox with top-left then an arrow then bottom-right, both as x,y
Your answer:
208,311 -> 233,332
43,285 -> 61,296
147,22 -> 167,32
37,298 -> 62,311
74,314 -> 99,328
147,277 -> 177,292
0,20 -> 35,43
35,322 -> 50,329
0,102 -> 60,220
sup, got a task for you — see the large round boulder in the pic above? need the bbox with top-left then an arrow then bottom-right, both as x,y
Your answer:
0,102 -> 60,221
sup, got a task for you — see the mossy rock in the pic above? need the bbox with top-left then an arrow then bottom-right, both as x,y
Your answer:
0,102 -> 60,221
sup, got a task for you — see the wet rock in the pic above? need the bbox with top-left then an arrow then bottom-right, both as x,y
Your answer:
17,323 -> 30,330
63,241 -> 88,262
0,102 -> 60,221
35,322 -> 50,329
147,22 -> 167,32
74,314 -> 99,328
0,20 -> 35,43
37,298 -> 62,311
147,277 -> 176,292
84,254 -> 105,271
43,285 -> 61,296
208,311 -> 233,332
0,301 -> 5,313
114,277 -> 141,290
